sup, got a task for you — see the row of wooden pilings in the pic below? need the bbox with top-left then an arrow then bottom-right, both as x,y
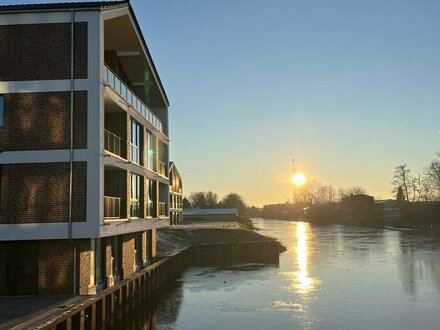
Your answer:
24,247 -> 192,330
19,240 -> 281,330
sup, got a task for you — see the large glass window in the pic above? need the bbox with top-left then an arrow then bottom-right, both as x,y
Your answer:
147,179 -> 156,217
130,120 -> 141,165
131,174 -> 141,218
146,130 -> 156,170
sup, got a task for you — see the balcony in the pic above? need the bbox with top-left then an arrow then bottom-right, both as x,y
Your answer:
130,199 -> 140,218
104,65 -> 163,133
158,202 -> 167,217
104,129 -> 123,157
104,196 -> 122,219
158,161 -> 167,177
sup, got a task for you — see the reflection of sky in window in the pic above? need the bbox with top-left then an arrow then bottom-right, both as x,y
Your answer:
0,96 -> 3,126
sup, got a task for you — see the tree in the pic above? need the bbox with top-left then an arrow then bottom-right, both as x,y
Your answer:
396,186 -> 405,202
338,186 -> 367,200
392,164 -> 410,202
182,197 -> 191,209
188,191 -> 219,208
188,192 -> 207,208
426,153 -> 440,199
205,191 -> 219,208
220,193 -> 247,215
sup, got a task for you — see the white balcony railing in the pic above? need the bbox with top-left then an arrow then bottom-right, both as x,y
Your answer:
104,196 -> 122,219
158,202 -> 167,217
104,65 -> 164,134
104,129 -> 123,157
158,161 -> 167,177
130,199 -> 140,218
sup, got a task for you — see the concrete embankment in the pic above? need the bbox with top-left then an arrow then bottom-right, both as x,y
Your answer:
2,223 -> 284,330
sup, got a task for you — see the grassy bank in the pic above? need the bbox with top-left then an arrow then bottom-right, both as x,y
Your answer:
157,218 -> 286,256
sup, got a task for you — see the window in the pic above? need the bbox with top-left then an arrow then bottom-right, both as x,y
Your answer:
131,174 -> 141,218
146,130 -> 156,170
130,120 -> 141,165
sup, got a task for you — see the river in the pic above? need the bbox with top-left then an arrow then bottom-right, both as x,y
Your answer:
112,218 -> 440,329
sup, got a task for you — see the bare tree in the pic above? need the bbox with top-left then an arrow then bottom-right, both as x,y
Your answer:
426,153 -> 440,199
392,164 -> 410,202
188,191 -> 219,208
338,186 -> 367,200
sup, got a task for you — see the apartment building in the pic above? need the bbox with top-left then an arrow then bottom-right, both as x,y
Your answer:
169,162 -> 183,225
0,1 -> 171,296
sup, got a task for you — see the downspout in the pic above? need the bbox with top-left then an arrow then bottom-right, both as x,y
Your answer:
69,9 -> 77,296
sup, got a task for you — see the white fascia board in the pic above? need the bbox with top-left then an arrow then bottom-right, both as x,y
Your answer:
103,155 -> 169,184
99,219 -> 169,237
0,222 -> 99,241
0,149 -> 90,164
0,79 -> 92,94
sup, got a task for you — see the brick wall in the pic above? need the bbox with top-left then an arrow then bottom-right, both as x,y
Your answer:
78,239 -> 92,295
2,91 -> 87,151
0,22 -> 87,81
0,162 -> 87,224
122,233 -> 135,278
151,229 -> 157,259
104,237 -> 113,286
38,239 -> 90,295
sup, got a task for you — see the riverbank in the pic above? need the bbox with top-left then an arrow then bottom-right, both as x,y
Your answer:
157,221 -> 285,256
0,220 -> 284,329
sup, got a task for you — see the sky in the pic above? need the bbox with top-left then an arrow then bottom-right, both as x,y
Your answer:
8,0 -> 440,206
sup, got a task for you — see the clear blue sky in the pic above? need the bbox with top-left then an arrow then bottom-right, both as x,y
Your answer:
8,0 -> 440,206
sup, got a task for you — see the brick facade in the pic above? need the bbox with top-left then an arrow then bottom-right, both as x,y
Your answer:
2,91 -> 87,151
0,22 -> 87,81
0,162 -> 87,224
122,233 -> 135,278
38,239 -> 90,295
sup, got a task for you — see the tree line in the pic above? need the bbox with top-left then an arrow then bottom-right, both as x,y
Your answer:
392,153 -> 440,202
184,191 -> 247,215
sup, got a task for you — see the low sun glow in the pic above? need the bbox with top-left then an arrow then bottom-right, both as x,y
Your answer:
291,172 -> 306,186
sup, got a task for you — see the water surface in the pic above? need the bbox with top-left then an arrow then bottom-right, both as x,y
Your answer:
124,219 -> 440,329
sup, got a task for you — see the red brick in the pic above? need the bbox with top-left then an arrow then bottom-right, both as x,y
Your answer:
0,162 -> 87,224
2,91 -> 87,151
0,22 -> 87,81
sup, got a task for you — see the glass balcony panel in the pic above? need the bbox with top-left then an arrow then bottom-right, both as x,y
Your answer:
104,129 -> 123,157
104,66 -> 165,134
158,202 -> 167,217
104,196 -> 122,219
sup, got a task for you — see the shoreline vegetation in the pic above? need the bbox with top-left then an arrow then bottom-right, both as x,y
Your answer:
250,201 -> 440,235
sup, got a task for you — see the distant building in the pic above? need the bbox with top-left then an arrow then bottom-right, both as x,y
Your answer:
0,1 -> 171,295
183,208 -> 238,222
169,162 -> 183,225
341,194 -> 374,215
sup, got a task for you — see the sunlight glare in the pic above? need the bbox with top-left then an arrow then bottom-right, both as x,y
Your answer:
291,172 -> 306,186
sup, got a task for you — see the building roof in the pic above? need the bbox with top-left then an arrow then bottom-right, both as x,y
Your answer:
169,161 -> 182,180
0,1 -> 128,12
183,208 -> 238,216
0,0 -> 170,106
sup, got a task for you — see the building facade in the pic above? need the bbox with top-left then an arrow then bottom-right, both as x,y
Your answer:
169,162 -> 183,225
0,1 -> 171,295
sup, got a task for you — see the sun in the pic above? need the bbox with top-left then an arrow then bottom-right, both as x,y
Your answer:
291,172 -> 306,186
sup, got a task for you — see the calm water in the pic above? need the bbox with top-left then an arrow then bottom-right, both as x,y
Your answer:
117,218 -> 440,329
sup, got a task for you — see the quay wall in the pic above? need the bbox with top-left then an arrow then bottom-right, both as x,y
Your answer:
9,240 -> 281,330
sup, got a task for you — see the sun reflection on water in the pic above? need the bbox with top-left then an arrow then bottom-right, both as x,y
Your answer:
294,222 -> 319,294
